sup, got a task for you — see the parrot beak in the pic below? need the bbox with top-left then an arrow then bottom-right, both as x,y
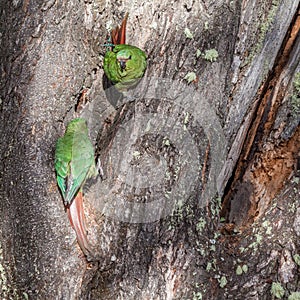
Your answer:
119,59 -> 127,71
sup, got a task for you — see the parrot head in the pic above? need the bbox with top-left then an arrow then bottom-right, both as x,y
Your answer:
115,48 -> 141,75
116,50 -> 131,71
103,44 -> 147,92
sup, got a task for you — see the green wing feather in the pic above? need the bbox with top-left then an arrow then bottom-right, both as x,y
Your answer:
55,118 -> 96,205
103,44 -> 147,92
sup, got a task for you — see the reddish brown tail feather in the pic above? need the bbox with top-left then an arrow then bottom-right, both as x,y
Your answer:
111,12 -> 128,45
67,191 -> 92,256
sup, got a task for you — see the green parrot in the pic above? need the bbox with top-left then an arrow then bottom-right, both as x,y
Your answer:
103,13 -> 147,92
103,44 -> 147,92
55,118 -> 97,256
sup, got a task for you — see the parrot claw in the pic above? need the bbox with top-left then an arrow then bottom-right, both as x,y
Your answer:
101,43 -> 115,48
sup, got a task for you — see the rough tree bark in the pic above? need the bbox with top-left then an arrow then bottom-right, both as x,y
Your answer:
0,0 -> 299,299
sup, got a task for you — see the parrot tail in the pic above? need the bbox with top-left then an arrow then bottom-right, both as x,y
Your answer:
111,12 -> 128,45
67,191 -> 92,257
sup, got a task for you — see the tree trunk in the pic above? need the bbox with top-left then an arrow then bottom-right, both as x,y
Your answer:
0,0 -> 299,299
